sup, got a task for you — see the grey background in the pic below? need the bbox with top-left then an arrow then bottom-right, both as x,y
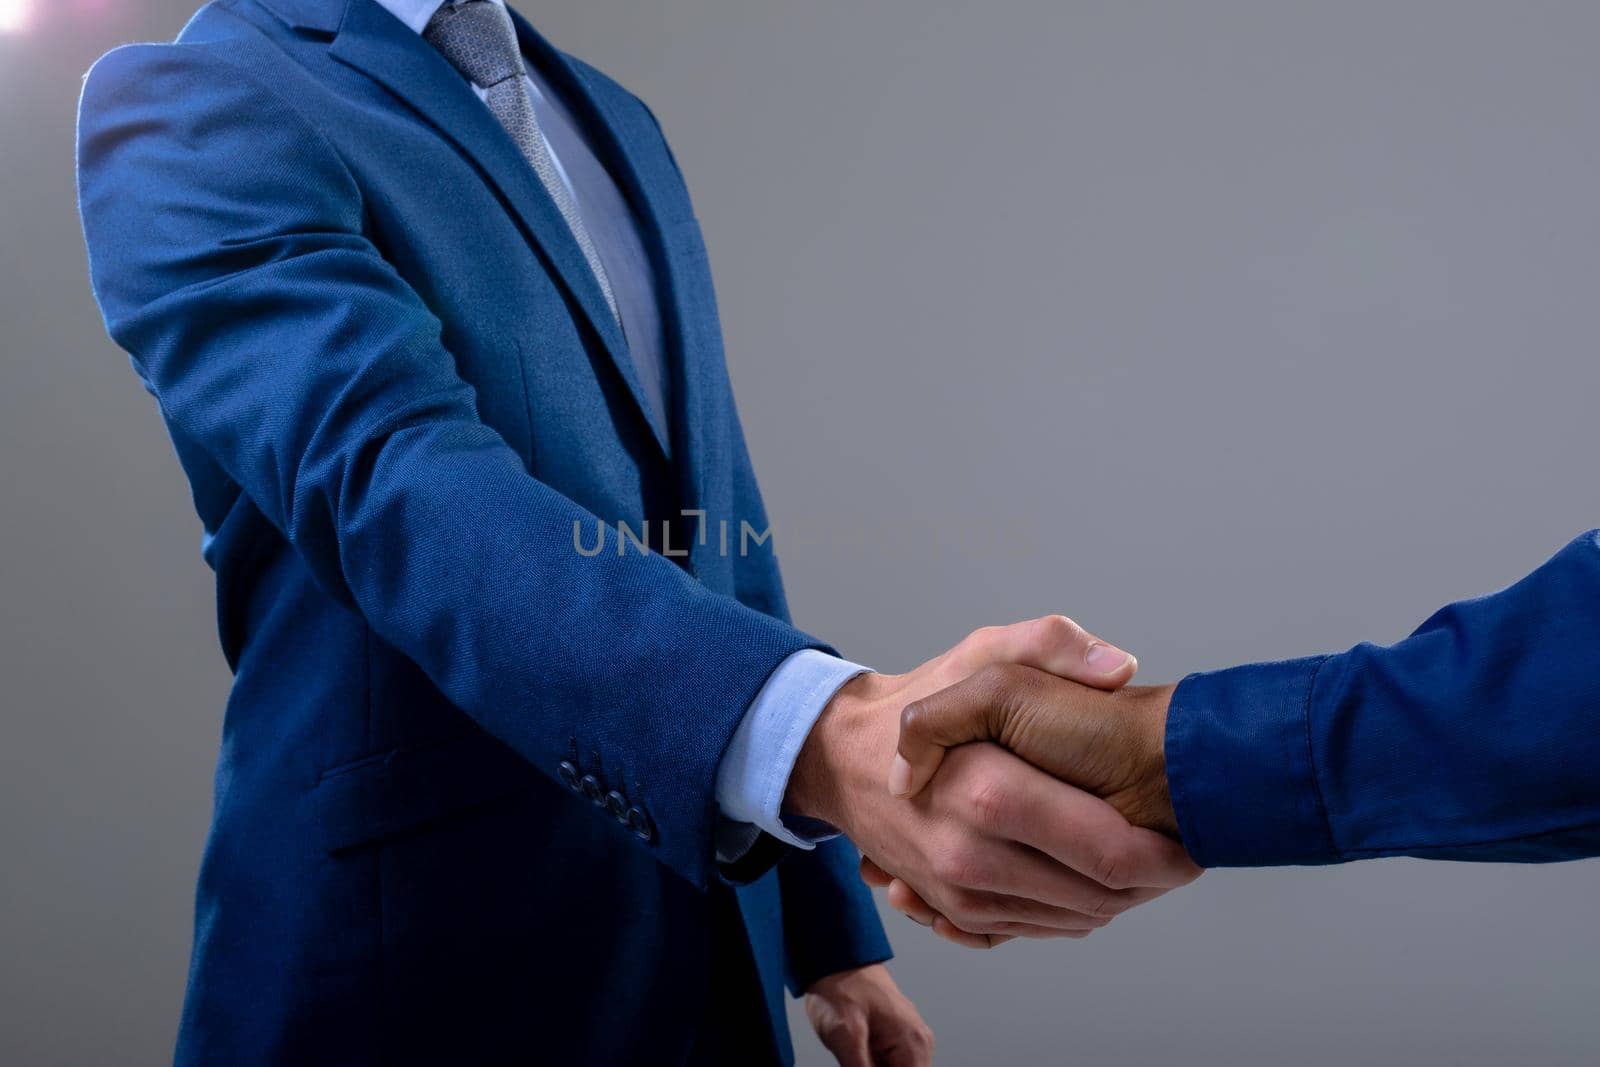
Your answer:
2,1 -> 1597,1064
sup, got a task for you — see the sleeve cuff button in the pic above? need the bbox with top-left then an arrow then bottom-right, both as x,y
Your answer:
625,806 -> 654,842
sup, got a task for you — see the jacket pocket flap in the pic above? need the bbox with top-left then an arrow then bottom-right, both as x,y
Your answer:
311,729 -> 539,853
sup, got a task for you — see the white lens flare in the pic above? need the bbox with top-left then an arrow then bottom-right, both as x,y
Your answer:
0,0 -> 31,33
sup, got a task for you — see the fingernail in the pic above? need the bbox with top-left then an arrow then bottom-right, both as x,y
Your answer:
1085,642 -> 1133,674
887,754 -> 913,797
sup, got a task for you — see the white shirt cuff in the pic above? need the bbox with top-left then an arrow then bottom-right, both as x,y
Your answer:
714,649 -> 871,851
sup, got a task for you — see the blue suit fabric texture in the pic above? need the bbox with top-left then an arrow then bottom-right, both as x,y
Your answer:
75,0 -> 890,1062
1170,530 -> 1600,868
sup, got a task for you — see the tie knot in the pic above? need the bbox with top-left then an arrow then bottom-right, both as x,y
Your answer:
424,0 -> 524,90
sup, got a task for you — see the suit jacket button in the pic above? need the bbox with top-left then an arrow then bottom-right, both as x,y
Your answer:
625,807 -> 654,842
605,790 -> 629,821
580,774 -> 605,805
557,760 -> 581,791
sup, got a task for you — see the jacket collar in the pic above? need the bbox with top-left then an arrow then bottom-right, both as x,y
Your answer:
319,0 -> 677,461
250,0 -> 694,471
253,0 -> 343,33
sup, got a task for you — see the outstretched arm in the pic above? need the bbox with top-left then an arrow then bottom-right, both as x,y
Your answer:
893,531 -> 1600,869
79,42 -> 1195,922
78,43 -> 831,890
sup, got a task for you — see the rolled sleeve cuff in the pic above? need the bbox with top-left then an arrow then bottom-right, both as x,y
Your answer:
715,649 -> 871,851
1166,655 -> 1342,868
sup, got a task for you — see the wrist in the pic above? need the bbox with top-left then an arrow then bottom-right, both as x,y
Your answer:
1118,682 -> 1178,837
803,961 -> 890,997
785,672 -> 894,835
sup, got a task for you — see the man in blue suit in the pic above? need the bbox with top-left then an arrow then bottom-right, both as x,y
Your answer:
76,0 -> 1200,1062
871,532 -> 1600,942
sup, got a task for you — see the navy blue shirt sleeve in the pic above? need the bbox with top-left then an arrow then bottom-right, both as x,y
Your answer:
1166,531 -> 1600,867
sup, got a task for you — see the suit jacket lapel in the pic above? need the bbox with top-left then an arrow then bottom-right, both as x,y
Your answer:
325,0 -> 669,458
509,13 -> 710,511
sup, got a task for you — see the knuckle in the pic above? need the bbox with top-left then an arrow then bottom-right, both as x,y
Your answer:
830,1013 -> 867,1043
969,662 -> 1023,703
1090,844 -> 1135,891
885,879 -> 915,908
967,661 -> 1006,692
940,887 -> 987,927
1043,614 -> 1082,642
898,700 -> 927,737
961,625 -> 999,654
961,919 -> 1008,937
1082,887 -> 1123,919
929,844 -> 976,887
991,893 -> 1041,923
964,776 -> 1013,832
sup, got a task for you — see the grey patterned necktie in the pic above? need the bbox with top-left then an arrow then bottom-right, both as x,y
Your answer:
424,0 -> 620,326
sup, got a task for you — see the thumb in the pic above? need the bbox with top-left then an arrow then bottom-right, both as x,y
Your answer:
889,614 -> 1139,796
892,616 -> 1135,798
887,670 -> 1007,799
944,615 -> 1137,690
892,662 -> 1120,799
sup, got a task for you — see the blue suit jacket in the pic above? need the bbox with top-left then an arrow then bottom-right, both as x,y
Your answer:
1169,531 -> 1600,867
76,0 -> 889,1062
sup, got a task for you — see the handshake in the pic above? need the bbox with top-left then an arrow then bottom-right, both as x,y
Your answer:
786,617 -> 1201,948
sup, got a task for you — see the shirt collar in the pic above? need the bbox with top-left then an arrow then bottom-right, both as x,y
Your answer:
372,0 -> 506,37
